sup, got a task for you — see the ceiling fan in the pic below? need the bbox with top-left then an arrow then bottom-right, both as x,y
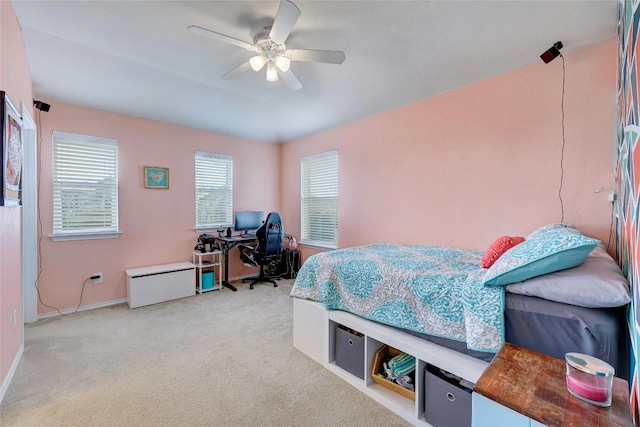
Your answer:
188,0 -> 345,91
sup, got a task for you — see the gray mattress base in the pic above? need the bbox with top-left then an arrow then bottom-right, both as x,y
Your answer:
404,293 -> 629,380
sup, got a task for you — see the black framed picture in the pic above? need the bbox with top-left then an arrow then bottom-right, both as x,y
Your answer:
0,91 -> 23,206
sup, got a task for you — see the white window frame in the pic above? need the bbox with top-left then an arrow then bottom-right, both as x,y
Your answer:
51,131 -> 120,241
195,151 -> 233,230
300,150 -> 338,249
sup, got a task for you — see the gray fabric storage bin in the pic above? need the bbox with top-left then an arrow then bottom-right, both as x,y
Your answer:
424,365 -> 473,427
335,325 -> 365,379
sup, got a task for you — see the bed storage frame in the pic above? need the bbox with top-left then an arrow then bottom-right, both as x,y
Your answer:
291,235 -> 630,425
293,297 -> 488,426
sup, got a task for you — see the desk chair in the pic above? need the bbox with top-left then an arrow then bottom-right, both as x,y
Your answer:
238,211 -> 284,289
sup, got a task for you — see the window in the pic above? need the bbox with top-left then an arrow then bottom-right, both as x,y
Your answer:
301,150 -> 338,248
52,131 -> 119,241
195,151 -> 233,229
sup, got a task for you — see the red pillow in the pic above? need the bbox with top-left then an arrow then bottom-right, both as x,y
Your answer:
481,236 -> 526,268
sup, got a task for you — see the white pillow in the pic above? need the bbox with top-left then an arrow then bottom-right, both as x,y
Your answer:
505,244 -> 631,308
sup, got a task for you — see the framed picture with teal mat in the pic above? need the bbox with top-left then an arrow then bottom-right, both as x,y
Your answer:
144,166 -> 169,189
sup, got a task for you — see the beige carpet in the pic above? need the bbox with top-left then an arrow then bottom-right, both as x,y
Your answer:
0,279 -> 409,426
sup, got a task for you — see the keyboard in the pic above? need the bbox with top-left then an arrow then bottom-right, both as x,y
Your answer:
240,233 -> 256,238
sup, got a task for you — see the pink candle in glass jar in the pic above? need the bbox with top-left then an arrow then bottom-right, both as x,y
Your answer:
566,373 -> 609,402
565,352 -> 614,407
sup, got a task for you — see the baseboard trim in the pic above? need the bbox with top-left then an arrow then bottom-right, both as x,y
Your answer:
38,298 -> 128,320
0,344 -> 24,405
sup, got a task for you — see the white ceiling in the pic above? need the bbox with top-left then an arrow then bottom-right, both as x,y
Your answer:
11,1 -> 618,143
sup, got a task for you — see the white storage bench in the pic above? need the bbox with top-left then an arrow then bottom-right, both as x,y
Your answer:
125,262 -> 195,309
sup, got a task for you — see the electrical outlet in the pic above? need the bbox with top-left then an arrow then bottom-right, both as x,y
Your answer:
92,272 -> 103,284
13,310 -> 17,328
608,191 -> 616,203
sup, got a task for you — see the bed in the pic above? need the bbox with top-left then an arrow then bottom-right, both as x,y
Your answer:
290,224 -> 631,379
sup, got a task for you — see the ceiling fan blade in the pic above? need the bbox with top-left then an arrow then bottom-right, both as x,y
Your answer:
288,49 -> 345,64
222,61 -> 252,80
269,0 -> 301,45
188,25 -> 253,50
279,69 -> 302,91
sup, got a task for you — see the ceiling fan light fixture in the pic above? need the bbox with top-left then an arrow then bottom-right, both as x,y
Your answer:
275,56 -> 291,72
189,0 -> 345,90
266,62 -> 279,82
249,55 -> 267,72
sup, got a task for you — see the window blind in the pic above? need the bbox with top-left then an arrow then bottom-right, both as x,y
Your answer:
301,150 -> 338,248
195,151 -> 233,228
52,131 -> 119,236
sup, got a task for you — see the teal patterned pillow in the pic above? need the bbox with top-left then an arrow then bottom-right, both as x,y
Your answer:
482,224 -> 600,286
525,223 -> 577,240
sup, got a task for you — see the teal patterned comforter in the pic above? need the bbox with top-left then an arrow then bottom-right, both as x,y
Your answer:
290,244 -> 504,353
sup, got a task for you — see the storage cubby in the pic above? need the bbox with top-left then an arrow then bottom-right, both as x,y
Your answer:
370,344 -> 416,400
295,298 -> 488,426
334,324 -> 365,379
424,364 -> 473,427
192,251 -> 222,293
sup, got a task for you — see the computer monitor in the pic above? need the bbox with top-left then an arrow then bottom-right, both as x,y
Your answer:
234,211 -> 264,236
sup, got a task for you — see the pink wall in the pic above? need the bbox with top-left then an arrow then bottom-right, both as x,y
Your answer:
0,1 -> 33,395
282,39 -> 617,260
0,1 -> 618,401
35,103 -> 280,314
